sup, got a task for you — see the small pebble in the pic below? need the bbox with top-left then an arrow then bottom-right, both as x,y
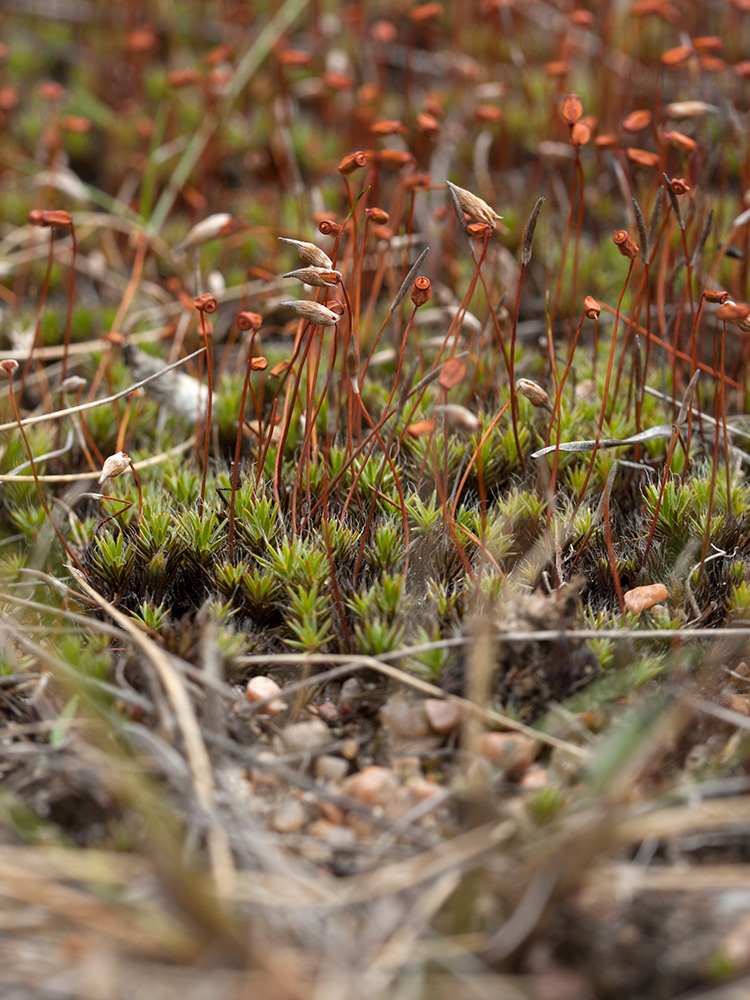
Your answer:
424,698 -> 462,734
315,754 -> 349,783
308,819 -> 356,847
339,677 -> 362,713
478,732 -> 538,776
316,700 -> 339,723
318,796 -> 346,825
390,755 -> 422,777
380,694 -> 430,737
623,583 -> 668,614
281,718 -> 329,753
251,750 -> 282,788
405,775 -> 443,802
340,738 -> 359,760
245,675 -> 284,715
341,765 -> 398,807
520,766 -> 550,790
271,798 -> 307,833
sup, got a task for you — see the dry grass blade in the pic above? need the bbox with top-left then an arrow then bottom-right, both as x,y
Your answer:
0,347 -> 206,433
385,246 -> 430,320
0,858 -> 196,958
233,821 -> 513,908
235,652 -> 586,757
0,438 -> 193,483
149,0 -> 312,233
74,574 -> 235,898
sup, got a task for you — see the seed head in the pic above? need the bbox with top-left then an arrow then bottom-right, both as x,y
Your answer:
371,119 -> 406,135
570,121 -> 591,146
584,295 -> 601,319
176,213 -> 234,252
317,220 -> 341,237
99,451 -> 131,484
366,207 -> 389,225
346,343 -> 360,392
337,150 -> 369,175
717,301 -> 750,329
561,93 -> 583,125
664,100 -> 717,118
435,404 -> 481,434
516,378 -> 553,412
411,276 -> 432,307
621,109 -> 653,132
278,237 -> 333,269
521,196 -> 545,267
168,68 -> 202,87
445,181 -> 501,230
236,310 -> 263,331
0,359 -> 19,379
663,130 -> 698,153
417,112 -> 440,134
661,45 -> 693,67
58,375 -> 87,395
466,222 -> 492,239
28,209 -> 72,228
669,177 -> 691,195
282,266 -> 341,287
626,148 -> 660,169
194,293 -> 218,313
377,149 -> 416,170
703,289 -> 730,305
614,230 -> 639,260
281,300 -> 340,326
39,81 -> 66,101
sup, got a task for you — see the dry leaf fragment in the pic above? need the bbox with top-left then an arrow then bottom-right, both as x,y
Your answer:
406,418 -> 436,438
438,357 -> 466,390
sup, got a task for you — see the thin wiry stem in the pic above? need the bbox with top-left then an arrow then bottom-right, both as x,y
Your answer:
6,372 -> 84,572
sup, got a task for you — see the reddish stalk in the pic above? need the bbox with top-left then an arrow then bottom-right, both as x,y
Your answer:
642,370 -> 700,567
602,465 -> 624,612
194,294 -> 218,516
228,311 -> 264,560
507,213 -> 540,472
719,316 -> 732,518
2,360 -> 84,572
60,220 -> 78,385
641,425 -> 682,568
342,283 -> 428,516
21,228 -> 54,397
574,245 -> 636,513
450,400 -> 511,518
88,235 -> 148,402
546,300 -> 599,498
273,321 -> 318,506
698,326 -> 722,578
